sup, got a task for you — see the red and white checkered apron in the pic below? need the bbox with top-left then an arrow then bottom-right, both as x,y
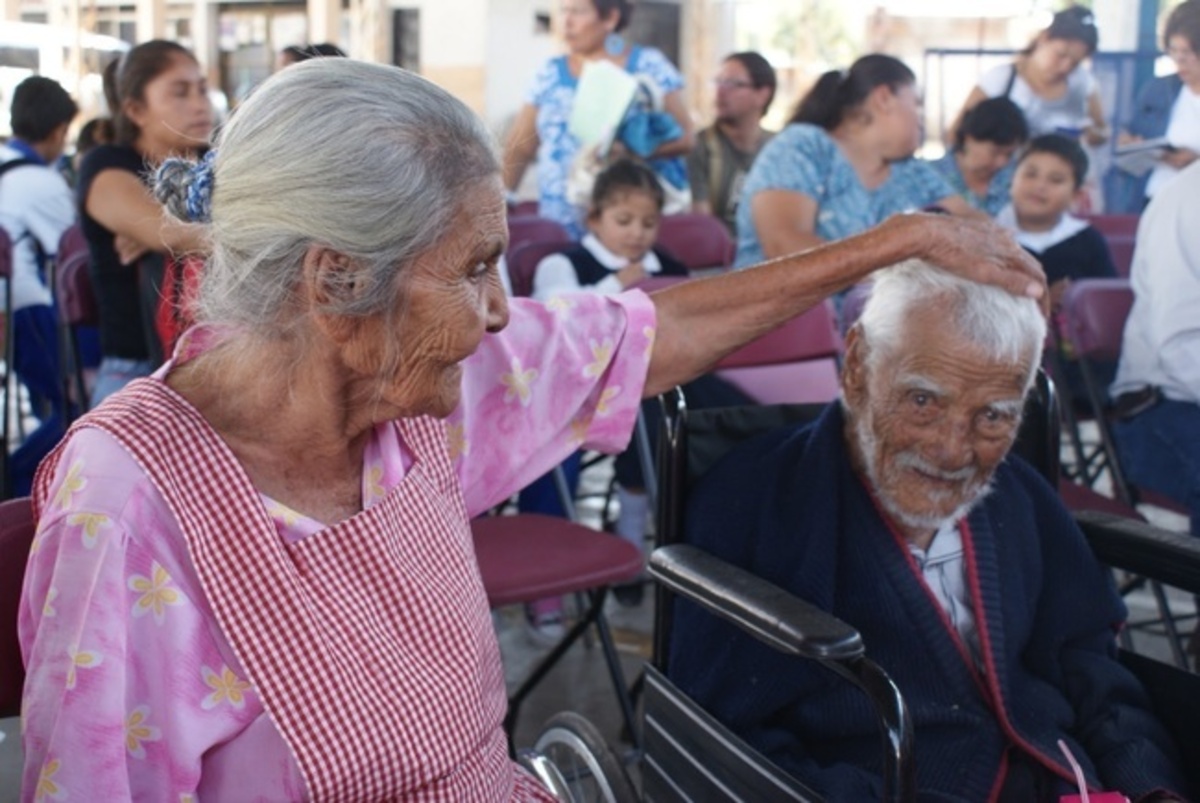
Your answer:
35,378 -> 553,802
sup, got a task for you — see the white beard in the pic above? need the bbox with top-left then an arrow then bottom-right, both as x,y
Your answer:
851,407 -> 994,534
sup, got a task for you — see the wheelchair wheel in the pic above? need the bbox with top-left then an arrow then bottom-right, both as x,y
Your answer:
533,712 -> 638,803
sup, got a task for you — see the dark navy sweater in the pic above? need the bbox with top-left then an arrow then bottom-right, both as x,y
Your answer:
668,403 -> 1186,801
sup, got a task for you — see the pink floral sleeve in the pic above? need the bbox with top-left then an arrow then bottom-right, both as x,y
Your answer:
450,291 -> 657,517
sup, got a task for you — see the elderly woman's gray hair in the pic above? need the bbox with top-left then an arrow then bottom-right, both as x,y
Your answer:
157,59 -> 500,330
855,259 -> 1047,391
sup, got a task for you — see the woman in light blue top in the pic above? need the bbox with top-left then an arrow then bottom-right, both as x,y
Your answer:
502,0 -> 693,239
930,96 -> 1029,217
735,55 -> 974,268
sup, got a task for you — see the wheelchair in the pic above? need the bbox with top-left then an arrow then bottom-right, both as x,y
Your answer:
519,374 -> 1200,802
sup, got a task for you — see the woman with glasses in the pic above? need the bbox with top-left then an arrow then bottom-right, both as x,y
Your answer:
502,0 -> 693,239
1121,0 -> 1200,204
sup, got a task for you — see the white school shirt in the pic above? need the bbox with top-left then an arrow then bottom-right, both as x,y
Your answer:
532,233 -> 664,302
0,145 -> 75,310
994,203 -> 1089,254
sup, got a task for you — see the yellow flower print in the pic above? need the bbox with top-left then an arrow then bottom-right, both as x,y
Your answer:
584,338 -> 615,378
546,296 -> 573,316
52,460 -> 87,511
643,325 -> 656,359
265,501 -> 300,527
67,512 -> 110,549
34,757 -> 65,801
365,464 -> 385,502
43,587 -> 58,618
446,422 -> 469,461
65,646 -> 103,690
595,386 -> 622,417
500,357 -> 539,407
180,795 -> 196,803
201,665 -> 252,711
128,562 -> 184,625
570,414 -> 593,445
124,705 -> 162,760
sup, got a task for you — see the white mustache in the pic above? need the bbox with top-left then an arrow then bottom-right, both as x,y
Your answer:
894,451 -> 976,483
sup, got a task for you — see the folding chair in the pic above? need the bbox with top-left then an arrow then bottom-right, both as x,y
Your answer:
656,213 -> 734,273
0,496 -> 34,718
472,466 -> 644,748
1059,279 -> 1190,517
506,215 -> 571,265
54,228 -> 99,417
1082,214 -> 1139,278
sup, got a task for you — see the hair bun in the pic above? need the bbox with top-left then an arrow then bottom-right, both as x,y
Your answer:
154,150 -> 215,223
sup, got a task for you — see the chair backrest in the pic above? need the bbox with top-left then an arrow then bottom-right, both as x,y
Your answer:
0,496 -> 35,718
656,213 -> 734,272
509,199 -> 540,218
1060,278 -> 1133,362
506,215 -> 570,257
507,240 -> 574,298
1083,213 -> 1140,239
55,232 -> 100,327
719,301 -> 842,370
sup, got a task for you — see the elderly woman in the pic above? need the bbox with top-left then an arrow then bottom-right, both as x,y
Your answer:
18,59 -> 1042,800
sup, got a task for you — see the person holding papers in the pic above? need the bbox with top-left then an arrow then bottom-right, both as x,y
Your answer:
1121,0 -> 1200,203
502,0 -> 693,239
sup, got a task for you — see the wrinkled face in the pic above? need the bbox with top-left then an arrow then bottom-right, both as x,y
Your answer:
714,59 -> 769,123
1168,34 -> 1200,86
559,0 -> 616,56
587,189 -> 661,262
340,178 -> 510,420
958,136 -> 1020,182
844,305 -> 1030,538
878,83 -> 924,160
1011,151 -> 1078,223
127,53 -> 213,154
1030,36 -> 1090,83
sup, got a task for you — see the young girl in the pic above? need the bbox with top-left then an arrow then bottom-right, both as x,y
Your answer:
533,158 -> 688,300
533,159 -> 746,606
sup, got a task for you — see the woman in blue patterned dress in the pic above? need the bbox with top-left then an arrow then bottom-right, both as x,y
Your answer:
734,55 -> 976,268
502,0 -> 693,239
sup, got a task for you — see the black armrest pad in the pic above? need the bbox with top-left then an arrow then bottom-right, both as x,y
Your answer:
649,544 -> 863,661
1076,511 -> 1200,595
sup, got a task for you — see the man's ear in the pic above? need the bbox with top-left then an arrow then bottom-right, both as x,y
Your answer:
302,244 -> 361,344
841,325 -> 868,408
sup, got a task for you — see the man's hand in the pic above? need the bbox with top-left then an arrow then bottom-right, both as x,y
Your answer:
1161,146 -> 1197,170
893,213 -> 1049,316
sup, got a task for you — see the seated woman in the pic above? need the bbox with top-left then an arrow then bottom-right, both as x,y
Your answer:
930,96 -> 1028,217
18,58 -> 1045,799
734,54 -> 977,269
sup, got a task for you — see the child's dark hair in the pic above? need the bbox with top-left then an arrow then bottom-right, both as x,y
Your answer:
953,97 -> 1028,152
1019,134 -> 1089,188
590,158 -> 664,212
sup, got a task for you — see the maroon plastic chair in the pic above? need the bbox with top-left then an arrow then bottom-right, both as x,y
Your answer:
506,216 -> 570,259
0,496 -> 34,718
656,213 -> 734,272
1082,214 -> 1139,278
717,301 -> 843,405
55,225 -> 98,413
1060,279 -> 1189,518
507,240 -> 575,298
472,470 -> 643,746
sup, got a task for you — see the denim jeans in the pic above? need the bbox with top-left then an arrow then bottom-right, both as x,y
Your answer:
1113,399 -> 1200,536
91,357 -> 154,408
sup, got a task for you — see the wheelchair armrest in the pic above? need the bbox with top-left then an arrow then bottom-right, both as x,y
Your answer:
1075,510 -> 1200,596
649,543 -> 864,661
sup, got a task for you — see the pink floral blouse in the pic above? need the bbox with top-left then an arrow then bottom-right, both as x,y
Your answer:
18,292 -> 656,801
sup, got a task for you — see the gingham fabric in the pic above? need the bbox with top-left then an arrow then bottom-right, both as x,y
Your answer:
33,379 -> 555,802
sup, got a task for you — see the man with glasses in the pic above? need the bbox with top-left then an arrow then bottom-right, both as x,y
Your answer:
688,51 -> 776,235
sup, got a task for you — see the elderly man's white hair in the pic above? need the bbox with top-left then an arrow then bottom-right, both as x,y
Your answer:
855,258 -> 1046,392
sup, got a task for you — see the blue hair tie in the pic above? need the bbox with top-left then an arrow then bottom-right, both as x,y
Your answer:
186,150 -> 216,224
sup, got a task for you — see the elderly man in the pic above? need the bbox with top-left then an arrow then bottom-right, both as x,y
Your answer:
669,260 -> 1187,802
688,51 -> 776,235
